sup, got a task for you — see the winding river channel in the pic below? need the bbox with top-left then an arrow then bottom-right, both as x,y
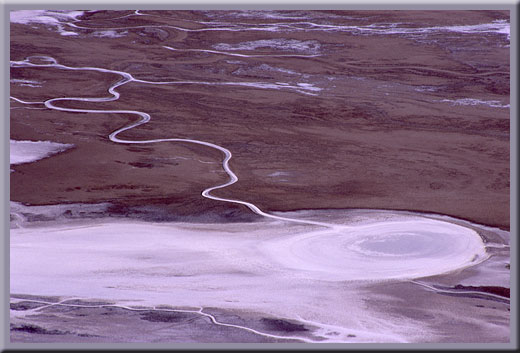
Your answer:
9,10 -> 510,343
10,52 -> 507,343
10,54 -> 491,279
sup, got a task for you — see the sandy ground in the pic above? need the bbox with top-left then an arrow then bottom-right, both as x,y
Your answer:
9,10 -> 510,344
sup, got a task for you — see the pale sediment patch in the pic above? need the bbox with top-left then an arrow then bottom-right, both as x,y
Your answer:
10,201 -> 112,228
219,81 -> 321,95
208,10 -> 311,20
163,45 -> 319,58
268,171 -> 291,177
259,218 -> 487,282
258,64 -> 299,75
414,85 -> 439,92
10,79 -> 42,88
10,10 -> 84,36
192,19 -> 508,45
10,140 -> 74,166
232,63 -> 301,77
280,19 -> 509,42
225,60 -> 246,64
440,98 -> 510,108
213,39 -> 321,54
10,209 -> 499,342
353,20 -> 510,39
434,19 -> 510,42
91,30 -> 128,38
151,77 -> 322,95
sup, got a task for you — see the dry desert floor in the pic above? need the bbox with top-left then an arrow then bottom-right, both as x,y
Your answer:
9,10 -> 510,344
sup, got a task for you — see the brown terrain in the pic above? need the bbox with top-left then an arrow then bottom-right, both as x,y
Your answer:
8,10 -> 511,344
10,10 -> 510,229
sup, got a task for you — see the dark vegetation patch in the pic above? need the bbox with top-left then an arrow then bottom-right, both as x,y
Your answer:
139,311 -> 191,323
22,213 -> 54,222
11,294 -> 61,302
260,318 -> 308,332
10,301 -> 47,311
453,285 -> 510,298
10,324 -> 69,335
60,299 -> 114,306
105,200 -> 262,223
128,162 -> 154,168
77,333 -> 101,337
125,146 -> 154,153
